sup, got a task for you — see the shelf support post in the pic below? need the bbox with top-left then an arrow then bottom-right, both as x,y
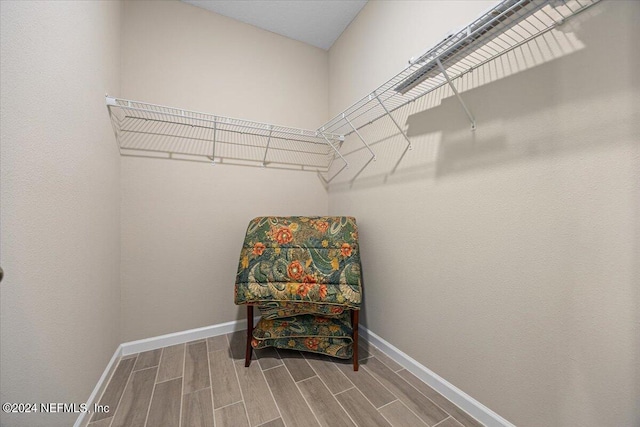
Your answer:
262,126 -> 273,167
343,113 -> 376,184
436,57 -> 476,131
320,131 -> 348,168
211,119 -> 217,165
325,135 -> 344,173
374,92 -> 412,151
317,130 -> 348,185
374,92 -> 412,174
344,114 -> 376,161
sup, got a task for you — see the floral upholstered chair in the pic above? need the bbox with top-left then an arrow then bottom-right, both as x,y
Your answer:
234,216 -> 363,370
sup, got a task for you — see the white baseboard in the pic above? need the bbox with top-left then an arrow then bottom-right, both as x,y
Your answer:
74,345 -> 123,427
76,316 -> 258,427
77,317 -> 513,427
121,316 -> 261,355
360,326 -> 515,427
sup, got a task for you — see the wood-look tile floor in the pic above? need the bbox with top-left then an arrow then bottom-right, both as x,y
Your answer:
89,332 -> 484,427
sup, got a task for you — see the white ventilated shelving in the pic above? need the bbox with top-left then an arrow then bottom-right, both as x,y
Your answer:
106,97 -> 344,172
318,0 -> 600,180
106,0 -> 600,182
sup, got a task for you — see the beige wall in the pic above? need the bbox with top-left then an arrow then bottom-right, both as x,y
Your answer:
0,1 -> 122,426
2,1 -> 638,426
328,1 -> 639,426
120,0 -> 329,341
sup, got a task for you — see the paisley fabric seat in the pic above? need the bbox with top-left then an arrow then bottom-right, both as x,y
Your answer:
234,216 -> 363,370
251,313 -> 354,359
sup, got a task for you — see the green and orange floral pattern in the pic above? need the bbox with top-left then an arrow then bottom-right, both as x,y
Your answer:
234,217 -> 362,309
257,301 -> 345,320
251,313 -> 354,359
234,216 -> 362,359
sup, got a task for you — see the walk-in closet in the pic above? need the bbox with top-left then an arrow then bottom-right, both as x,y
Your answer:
1,1 -> 638,426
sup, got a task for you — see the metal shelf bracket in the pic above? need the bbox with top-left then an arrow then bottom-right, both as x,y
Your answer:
105,0 -> 600,188
343,113 -> 376,184
317,130 -> 349,184
211,119 -> 217,165
374,91 -> 413,151
262,126 -> 273,167
374,91 -> 413,174
435,57 -> 476,131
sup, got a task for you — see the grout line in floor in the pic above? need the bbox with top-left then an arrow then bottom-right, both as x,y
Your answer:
305,355 -> 360,427
254,351 -> 287,427
392,367 -> 455,420
212,398 -> 245,413
289,365 -> 324,427
299,350 -> 358,394
106,354 -> 138,427
432,416 -> 453,427
155,347 -> 166,384
178,344 -> 186,427
376,398 -> 399,410
254,416 -> 281,427
328,391 -> 359,427
333,385 -> 356,396
95,336 -> 485,427
363,343 -> 399,372
156,375 -> 182,385
87,354 -> 130,427
334,364 -> 357,393
295,373 -> 318,383
142,355 -> 161,427
361,361 -> 445,425
382,400 -> 432,427
296,375 -> 317,385
228,335 -> 251,427
261,363 -> 284,373
206,338 -> 216,416
343,356 -> 401,411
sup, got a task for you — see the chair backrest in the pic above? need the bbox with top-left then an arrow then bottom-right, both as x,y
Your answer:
234,216 -> 362,309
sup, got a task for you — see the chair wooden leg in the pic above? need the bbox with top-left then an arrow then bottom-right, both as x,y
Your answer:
352,309 -> 359,371
245,305 -> 254,367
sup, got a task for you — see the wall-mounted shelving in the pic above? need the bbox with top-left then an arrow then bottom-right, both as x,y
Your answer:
318,0 -> 600,179
106,97 -> 345,172
106,0 -> 600,183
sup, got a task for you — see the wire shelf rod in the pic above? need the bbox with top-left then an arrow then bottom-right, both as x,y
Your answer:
319,0 -> 598,139
435,57 -> 476,130
108,97 -> 342,140
325,0 -> 598,139
118,130 -> 329,157
121,150 -> 329,171
344,115 -> 376,160
262,127 -> 273,167
374,92 -> 412,150
120,115 -> 334,147
116,104 -> 341,142
106,0 -> 599,185
211,120 -> 216,165
319,131 -> 349,167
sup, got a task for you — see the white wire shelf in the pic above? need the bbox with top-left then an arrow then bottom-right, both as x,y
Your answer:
106,97 -> 344,172
106,0 -> 599,182
318,0 -> 600,138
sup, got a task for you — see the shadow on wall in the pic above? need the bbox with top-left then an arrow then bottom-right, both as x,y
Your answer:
326,3 -> 638,192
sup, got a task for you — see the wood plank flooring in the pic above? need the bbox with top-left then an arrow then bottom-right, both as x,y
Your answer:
88,334 -> 484,427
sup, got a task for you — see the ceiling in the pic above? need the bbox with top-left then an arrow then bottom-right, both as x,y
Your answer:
181,0 -> 368,50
